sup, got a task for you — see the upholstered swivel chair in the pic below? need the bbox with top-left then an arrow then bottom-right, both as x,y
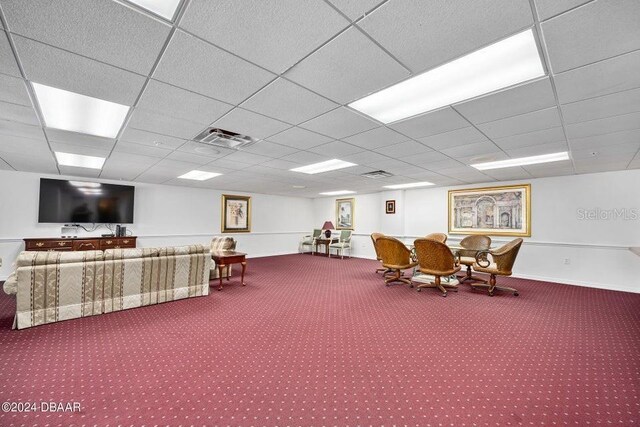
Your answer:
370,233 -> 389,274
412,238 -> 461,297
329,230 -> 352,259
457,235 -> 491,284
471,238 -> 523,296
376,236 -> 417,286
425,233 -> 447,243
300,229 -> 321,255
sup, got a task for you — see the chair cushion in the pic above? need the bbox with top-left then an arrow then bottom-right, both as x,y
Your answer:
459,256 -> 476,265
472,262 -> 501,274
329,242 -> 350,248
419,265 -> 461,276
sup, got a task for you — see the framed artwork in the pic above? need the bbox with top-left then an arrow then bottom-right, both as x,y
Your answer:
335,198 -> 355,230
221,194 -> 251,233
448,184 -> 531,237
385,200 -> 396,214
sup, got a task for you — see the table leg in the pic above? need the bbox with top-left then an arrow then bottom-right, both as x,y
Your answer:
226,265 -> 230,281
241,261 -> 247,286
218,264 -> 225,291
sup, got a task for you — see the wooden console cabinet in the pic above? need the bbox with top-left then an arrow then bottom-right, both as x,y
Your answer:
24,236 -> 137,252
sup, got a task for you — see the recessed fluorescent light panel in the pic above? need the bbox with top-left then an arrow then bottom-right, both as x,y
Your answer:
383,181 -> 435,189
32,83 -> 130,138
471,152 -> 570,170
178,170 -> 222,181
319,190 -> 356,196
126,0 -> 182,20
54,152 -> 106,169
349,29 -> 545,123
290,159 -> 357,174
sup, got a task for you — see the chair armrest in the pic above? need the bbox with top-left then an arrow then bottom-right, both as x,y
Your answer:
475,250 -> 491,268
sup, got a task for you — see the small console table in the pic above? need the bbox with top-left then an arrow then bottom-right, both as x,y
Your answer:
24,236 -> 137,252
211,251 -> 247,291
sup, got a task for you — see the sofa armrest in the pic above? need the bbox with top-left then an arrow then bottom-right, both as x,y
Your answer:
3,272 -> 17,296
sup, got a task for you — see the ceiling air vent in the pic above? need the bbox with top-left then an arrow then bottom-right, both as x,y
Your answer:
361,170 -> 394,179
192,127 -> 257,150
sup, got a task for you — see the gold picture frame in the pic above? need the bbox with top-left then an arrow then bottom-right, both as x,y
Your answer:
335,198 -> 355,230
221,194 -> 251,233
448,184 -> 531,237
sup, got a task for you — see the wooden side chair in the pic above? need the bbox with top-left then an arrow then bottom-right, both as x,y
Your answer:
425,233 -> 447,243
471,238 -> 523,296
329,230 -> 352,259
412,238 -> 461,297
376,236 -> 417,286
300,229 -> 321,255
457,235 -> 491,284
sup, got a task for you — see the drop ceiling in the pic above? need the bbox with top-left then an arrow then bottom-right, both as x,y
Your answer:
0,0 -> 638,197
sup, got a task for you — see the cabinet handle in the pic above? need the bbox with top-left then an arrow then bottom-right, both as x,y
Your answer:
114,246 -> 120,249
58,242 -> 66,246
36,242 -> 44,247
123,240 -> 130,244
106,240 -> 113,244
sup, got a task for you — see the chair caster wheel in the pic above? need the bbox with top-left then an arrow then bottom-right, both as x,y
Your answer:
514,292 -> 519,296
409,284 -> 414,288
417,288 -> 421,292
441,293 -> 447,297
488,292 -> 494,296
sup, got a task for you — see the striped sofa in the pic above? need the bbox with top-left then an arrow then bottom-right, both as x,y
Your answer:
3,245 -> 210,329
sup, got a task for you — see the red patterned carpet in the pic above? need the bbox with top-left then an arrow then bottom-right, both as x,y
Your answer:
0,254 -> 639,426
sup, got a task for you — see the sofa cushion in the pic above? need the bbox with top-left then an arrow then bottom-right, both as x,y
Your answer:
16,250 -> 103,267
104,247 -> 159,260
159,244 -> 209,256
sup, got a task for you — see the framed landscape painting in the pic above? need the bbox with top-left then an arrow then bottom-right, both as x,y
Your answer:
221,194 -> 251,233
335,198 -> 355,230
448,184 -> 531,237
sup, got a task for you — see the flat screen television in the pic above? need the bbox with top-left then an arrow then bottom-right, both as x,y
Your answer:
38,178 -> 135,224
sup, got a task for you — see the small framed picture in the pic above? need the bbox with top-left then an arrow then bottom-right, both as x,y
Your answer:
221,194 -> 251,233
386,200 -> 396,214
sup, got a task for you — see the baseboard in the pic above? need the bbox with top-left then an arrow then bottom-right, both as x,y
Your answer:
511,273 -> 638,294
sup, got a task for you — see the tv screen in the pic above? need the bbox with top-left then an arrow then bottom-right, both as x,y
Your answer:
38,178 -> 135,224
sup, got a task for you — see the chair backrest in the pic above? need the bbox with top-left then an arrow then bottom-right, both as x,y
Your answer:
376,236 -> 412,266
491,238 -> 523,274
425,233 -> 447,244
340,230 -> 352,242
413,238 -> 456,272
371,233 -> 384,261
459,235 -> 491,258
312,229 -> 322,238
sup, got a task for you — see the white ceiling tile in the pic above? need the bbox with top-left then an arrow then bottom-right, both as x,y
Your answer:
374,140 -> 432,157
137,80 -> 232,125
399,151 -> 451,166
146,158 -> 202,174
535,0 -> 591,20
0,100 -> 40,125
267,127 -> 332,150
181,0 -> 348,74
2,0 -> 171,74
175,141 -> 235,158
542,0 -> 640,73
492,126 -> 566,150
241,78 -> 338,125
259,158 -> 304,170
477,107 -> 562,139
46,128 -> 114,147
307,141 -> 364,157
100,161 -> 151,181
441,141 -> 501,159
343,126 -> 408,150
164,150 -> 212,165
561,87 -> 640,124
389,107 -> 469,139
58,165 -> 101,178
361,158 -> 414,174
572,141 -> 639,160
105,151 -> 159,167
204,158 -> 253,171
14,36 -> 145,106
417,126 -> 488,150
300,107 -> 378,139
0,73 -> 30,106
359,0 -> 533,73
0,157 -> 13,170
134,172 -> 171,184
481,167 -> 531,181
0,31 -> 20,77
0,119 -> 44,141
522,163 -> 575,178
241,140 -> 298,158
113,142 -> 172,159
285,27 -> 409,104
119,128 -> 186,150
504,141 -> 569,158
211,108 -> 290,140
569,129 -> 640,151
565,111 -> 640,139
554,50 -> 640,104
128,109 -> 205,139
454,78 -> 556,124
327,0 -> 384,20
280,151 -> 331,165
341,150 -> 389,165
0,151 -> 58,173
49,141 -> 111,158
575,160 -> 632,174
222,151 -> 274,166
153,30 -> 275,105
0,133 -> 49,154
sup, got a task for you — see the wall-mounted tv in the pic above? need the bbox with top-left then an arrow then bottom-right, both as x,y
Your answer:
38,178 -> 135,224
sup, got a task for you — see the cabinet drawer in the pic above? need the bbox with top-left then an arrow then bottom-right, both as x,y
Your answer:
26,240 -> 73,250
73,240 -> 101,251
100,238 -> 136,250
119,238 -> 136,248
